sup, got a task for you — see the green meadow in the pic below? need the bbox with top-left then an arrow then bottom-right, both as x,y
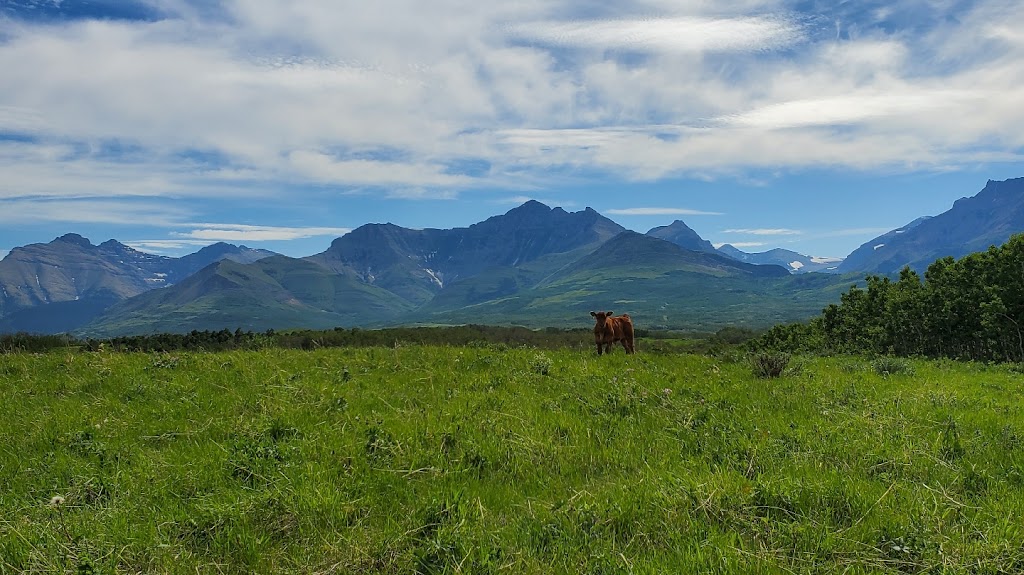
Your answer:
2,345 -> 1024,573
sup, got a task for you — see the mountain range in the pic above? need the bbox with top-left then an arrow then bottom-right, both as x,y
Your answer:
0,237 -> 275,333
3,177 -> 1024,336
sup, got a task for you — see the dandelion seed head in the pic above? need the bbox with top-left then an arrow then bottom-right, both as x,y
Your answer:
49,495 -> 65,506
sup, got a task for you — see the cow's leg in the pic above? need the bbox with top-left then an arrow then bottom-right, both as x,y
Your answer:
596,340 -> 603,355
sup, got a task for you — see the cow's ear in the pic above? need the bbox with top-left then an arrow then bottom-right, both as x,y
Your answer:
590,311 -> 597,317
606,311 -> 613,316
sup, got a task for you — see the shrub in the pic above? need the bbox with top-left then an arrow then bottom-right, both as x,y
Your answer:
530,354 -> 553,375
872,357 -> 915,376
750,352 -> 790,379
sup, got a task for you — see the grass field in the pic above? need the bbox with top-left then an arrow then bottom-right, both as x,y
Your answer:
2,345 -> 1024,573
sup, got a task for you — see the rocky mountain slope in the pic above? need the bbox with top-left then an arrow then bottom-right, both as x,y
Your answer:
304,200 -> 626,305
837,178 -> 1024,274
0,235 -> 275,333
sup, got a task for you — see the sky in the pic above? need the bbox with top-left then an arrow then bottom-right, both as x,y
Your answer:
1,0 -> 1023,262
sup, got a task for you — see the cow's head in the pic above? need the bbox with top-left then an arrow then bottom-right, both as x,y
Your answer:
590,310 -> 614,327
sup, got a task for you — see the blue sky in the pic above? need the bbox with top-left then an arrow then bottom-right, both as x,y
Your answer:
1,0 -> 1023,261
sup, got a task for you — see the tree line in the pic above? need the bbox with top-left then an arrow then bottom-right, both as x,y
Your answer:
754,234 -> 1024,363
0,323 -> 757,355
1,326 -> 601,353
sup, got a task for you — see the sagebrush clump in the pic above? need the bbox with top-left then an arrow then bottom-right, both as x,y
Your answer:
750,351 -> 790,378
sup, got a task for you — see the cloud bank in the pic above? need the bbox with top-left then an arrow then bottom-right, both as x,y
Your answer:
1,0 -> 1022,230
172,224 -> 353,242
723,228 -> 803,236
606,207 -> 723,216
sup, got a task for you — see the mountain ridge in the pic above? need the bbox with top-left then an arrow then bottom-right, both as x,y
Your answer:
304,201 -> 626,305
717,245 -> 844,273
837,178 -> 1024,274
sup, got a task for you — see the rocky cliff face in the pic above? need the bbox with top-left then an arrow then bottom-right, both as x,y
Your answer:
0,235 -> 162,312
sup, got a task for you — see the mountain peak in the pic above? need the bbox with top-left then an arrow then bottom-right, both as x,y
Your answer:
98,239 -> 132,251
55,233 -> 93,248
645,220 -> 716,254
194,242 -> 237,256
506,199 -> 551,215
660,220 -> 699,234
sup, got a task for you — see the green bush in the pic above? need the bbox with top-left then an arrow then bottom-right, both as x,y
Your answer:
750,351 -> 791,378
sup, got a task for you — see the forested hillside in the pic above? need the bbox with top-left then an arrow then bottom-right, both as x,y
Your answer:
756,234 -> 1024,363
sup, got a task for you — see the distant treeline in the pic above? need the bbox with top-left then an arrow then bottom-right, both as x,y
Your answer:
754,234 -> 1024,363
0,333 -> 79,354
0,324 -> 761,355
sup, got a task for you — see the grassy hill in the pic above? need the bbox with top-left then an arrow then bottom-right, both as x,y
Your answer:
3,345 -> 1023,573
412,272 -> 853,331
413,235 -> 854,331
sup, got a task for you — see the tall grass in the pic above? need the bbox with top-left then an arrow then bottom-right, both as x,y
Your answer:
2,346 -> 1023,573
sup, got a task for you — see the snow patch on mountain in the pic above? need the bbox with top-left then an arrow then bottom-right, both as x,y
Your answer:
424,268 -> 444,288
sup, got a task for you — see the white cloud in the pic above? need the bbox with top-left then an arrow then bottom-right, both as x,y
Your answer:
722,90 -> 982,130
510,15 -> 803,54
810,256 -> 843,264
0,0 -> 1023,220
0,198 -> 191,226
286,152 -> 473,190
714,241 -> 765,248
818,227 -> 895,238
126,239 -> 218,252
172,224 -> 353,242
722,228 -> 802,236
606,207 -> 723,216
496,195 -> 576,207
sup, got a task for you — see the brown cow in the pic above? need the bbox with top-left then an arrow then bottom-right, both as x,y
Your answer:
590,311 -> 636,355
